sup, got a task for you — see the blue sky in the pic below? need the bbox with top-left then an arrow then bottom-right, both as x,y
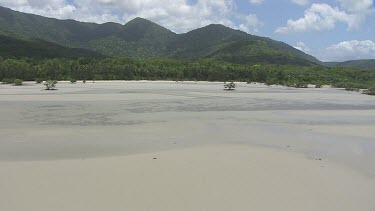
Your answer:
0,0 -> 374,61
235,0 -> 375,61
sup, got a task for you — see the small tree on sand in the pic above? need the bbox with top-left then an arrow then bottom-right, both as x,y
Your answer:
44,80 -> 58,90
363,86 -> 375,96
224,82 -> 236,91
35,78 -> 43,84
14,79 -> 23,86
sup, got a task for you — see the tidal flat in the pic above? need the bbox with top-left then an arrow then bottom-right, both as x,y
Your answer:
0,81 -> 375,211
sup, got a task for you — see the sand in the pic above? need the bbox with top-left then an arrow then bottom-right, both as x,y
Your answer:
1,145 -> 375,211
0,81 -> 375,210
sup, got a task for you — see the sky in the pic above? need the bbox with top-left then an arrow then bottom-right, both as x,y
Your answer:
0,0 -> 374,62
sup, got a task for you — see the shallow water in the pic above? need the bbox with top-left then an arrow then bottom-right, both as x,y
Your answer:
1,81 -> 374,176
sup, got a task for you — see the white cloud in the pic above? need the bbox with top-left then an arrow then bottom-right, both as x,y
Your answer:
291,0 -> 309,6
238,14 -> 264,33
320,40 -> 375,61
276,1 -> 373,34
336,0 -> 373,13
294,41 -> 310,52
0,0 -> 265,34
249,0 -> 264,5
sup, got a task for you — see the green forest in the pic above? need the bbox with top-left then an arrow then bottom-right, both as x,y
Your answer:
1,57 -> 374,92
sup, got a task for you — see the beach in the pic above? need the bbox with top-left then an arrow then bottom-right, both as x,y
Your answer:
0,81 -> 374,210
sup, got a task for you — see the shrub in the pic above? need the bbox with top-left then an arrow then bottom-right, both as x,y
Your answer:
343,83 -> 361,92
224,81 -> 236,90
363,86 -> 375,96
285,83 -> 295,87
315,83 -> 323,88
295,83 -> 308,88
70,79 -> 77,84
345,87 -> 360,92
44,80 -> 58,90
333,82 -> 367,90
14,79 -> 23,86
83,80 -> 86,84
265,79 -> 276,86
35,78 -> 43,84
2,78 -> 14,84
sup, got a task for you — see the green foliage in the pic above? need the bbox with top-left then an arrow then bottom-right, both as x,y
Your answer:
2,78 -> 14,84
363,86 -> 375,95
44,80 -> 57,90
70,79 -> 77,83
345,87 -> 360,92
333,82 -> 368,90
315,84 -> 323,88
224,82 -> 236,90
35,78 -> 43,84
294,83 -> 308,88
325,59 -> 375,69
0,57 -> 374,92
0,33 -> 102,59
13,79 -> 23,86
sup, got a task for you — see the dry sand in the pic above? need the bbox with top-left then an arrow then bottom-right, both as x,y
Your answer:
0,81 -> 375,210
1,145 -> 374,211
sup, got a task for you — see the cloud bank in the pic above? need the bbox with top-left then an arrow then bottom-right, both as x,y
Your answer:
276,0 -> 373,33
320,40 -> 375,62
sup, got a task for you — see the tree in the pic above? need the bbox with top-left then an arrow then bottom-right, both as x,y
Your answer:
14,79 -> 23,86
363,86 -> 375,95
44,80 -> 57,90
2,78 -> 14,84
224,82 -> 236,90
35,78 -> 43,84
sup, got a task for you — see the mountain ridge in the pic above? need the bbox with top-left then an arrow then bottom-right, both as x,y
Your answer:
0,5 -> 319,65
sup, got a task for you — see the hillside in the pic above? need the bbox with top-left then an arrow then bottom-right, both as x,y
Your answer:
167,24 -> 319,65
325,60 -> 375,69
0,6 -> 320,65
0,6 -> 176,58
0,29 -> 102,59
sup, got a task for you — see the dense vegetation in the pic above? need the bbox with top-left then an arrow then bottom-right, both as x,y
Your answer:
325,59 -> 375,69
0,32 -> 102,59
0,6 -> 319,66
0,57 -> 373,90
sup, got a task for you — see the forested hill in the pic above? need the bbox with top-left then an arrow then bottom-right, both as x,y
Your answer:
0,6 -> 319,66
0,30 -> 103,59
324,60 -> 375,69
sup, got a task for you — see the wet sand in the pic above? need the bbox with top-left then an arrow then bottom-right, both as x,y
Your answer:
0,81 -> 375,210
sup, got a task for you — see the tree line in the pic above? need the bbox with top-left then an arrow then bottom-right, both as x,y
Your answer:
0,57 -> 374,90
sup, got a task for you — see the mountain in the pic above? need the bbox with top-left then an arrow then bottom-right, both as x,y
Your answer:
167,24 -> 319,65
324,60 -> 375,69
0,29 -> 102,59
0,6 -> 176,58
0,6 -> 320,65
